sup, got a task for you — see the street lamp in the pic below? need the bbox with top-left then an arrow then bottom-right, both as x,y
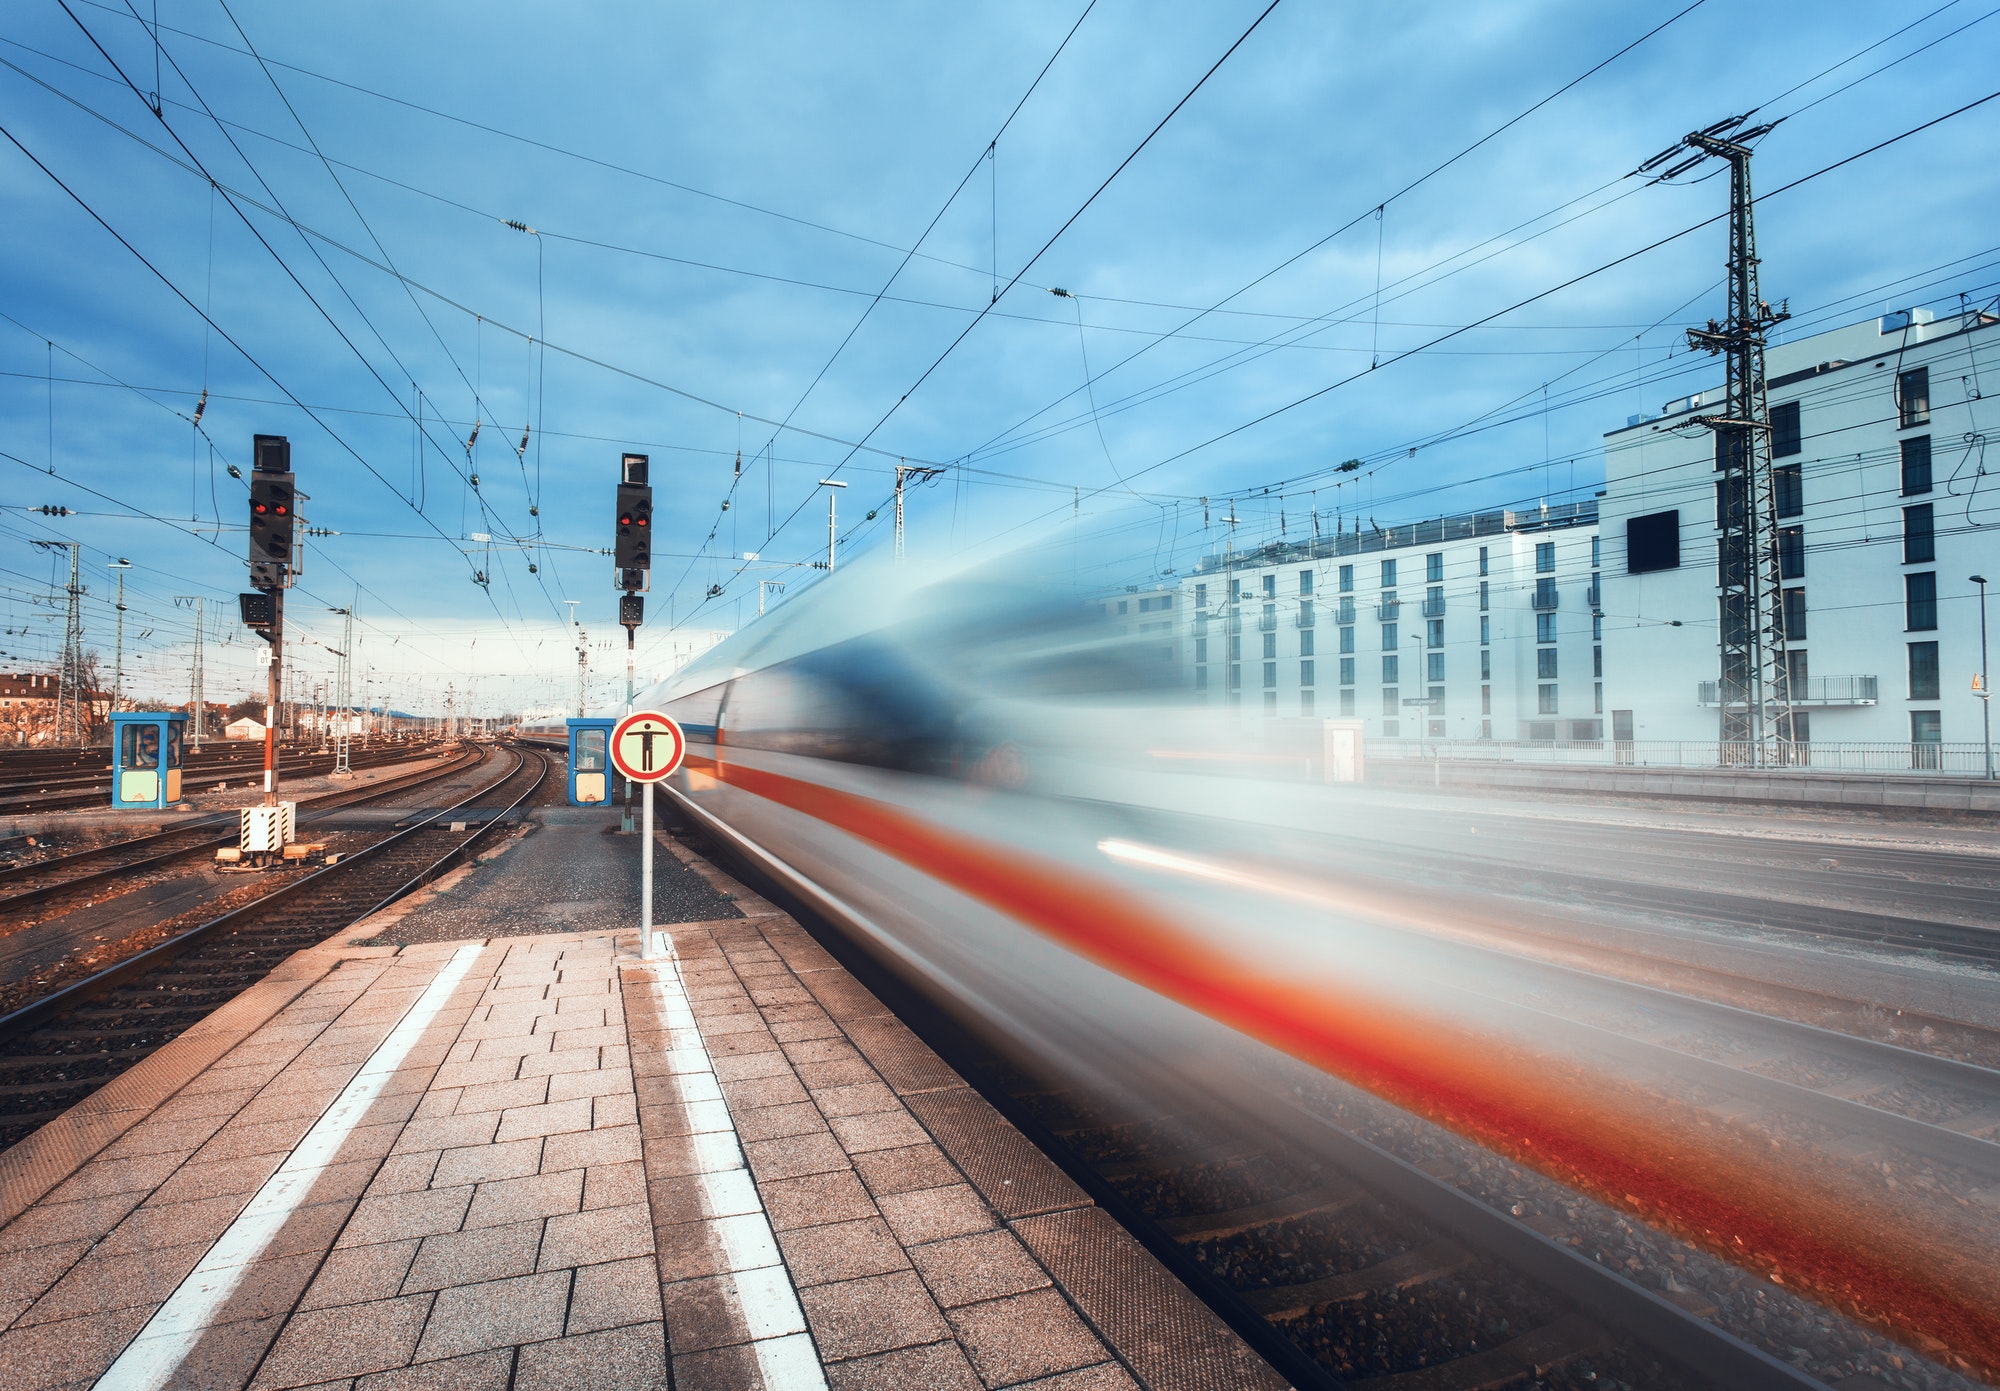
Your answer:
1973,575 -> 1992,780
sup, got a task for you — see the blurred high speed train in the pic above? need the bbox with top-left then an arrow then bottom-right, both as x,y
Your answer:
631,551 -> 1986,1365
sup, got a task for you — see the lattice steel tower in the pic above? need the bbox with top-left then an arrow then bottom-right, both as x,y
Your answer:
1652,116 -> 1795,764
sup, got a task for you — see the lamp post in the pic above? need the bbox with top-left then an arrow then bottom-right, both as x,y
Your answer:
1973,574 -> 1992,780
818,480 -> 847,571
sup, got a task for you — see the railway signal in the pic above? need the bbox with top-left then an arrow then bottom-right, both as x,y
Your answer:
614,454 -> 652,576
244,434 -> 295,830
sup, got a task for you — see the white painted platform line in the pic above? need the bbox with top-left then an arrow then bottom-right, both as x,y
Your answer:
95,943 -> 486,1391
647,937 -> 827,1390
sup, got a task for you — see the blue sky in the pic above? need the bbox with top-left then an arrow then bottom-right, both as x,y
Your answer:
2,0 -> 1996,715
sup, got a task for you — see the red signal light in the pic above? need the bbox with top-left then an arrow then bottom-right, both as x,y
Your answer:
253,502 -> 269,514
636,516 -> 648,527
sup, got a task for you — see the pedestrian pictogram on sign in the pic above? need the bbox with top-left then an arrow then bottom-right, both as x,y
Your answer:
611,711 -> 685,783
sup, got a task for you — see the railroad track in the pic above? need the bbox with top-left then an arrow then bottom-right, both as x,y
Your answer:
1315,812 -> 2000,963
0,742 -> 486,915
0,739 -> 447,815
0,744 -> 550,1150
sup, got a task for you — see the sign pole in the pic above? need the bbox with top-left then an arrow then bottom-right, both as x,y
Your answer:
641,781 -> 655,960
609,709 -> 684,965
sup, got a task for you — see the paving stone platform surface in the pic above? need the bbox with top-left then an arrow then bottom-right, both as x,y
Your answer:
0,832 -> 1282,1391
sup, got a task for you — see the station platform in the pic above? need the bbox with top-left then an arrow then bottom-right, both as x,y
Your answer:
0,823 -> 1279,1389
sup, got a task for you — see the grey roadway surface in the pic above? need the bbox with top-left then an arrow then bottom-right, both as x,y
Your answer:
356,807 -> 740,947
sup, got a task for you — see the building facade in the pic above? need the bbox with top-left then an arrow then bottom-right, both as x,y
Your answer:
1600,307 -> 2000,749
1177,503 -> 1603,741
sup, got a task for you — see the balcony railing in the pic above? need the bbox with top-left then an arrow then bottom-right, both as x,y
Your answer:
1258,613 -> 1278,632
1531,587 -> 1559,612
1421,596 -> 1445,618
1697,675 -> 1879,707
1295,604 -> 1316,629
1375,601 -> 1401,621
1335,601 -> 1356,626
1586,583 -> 1601,611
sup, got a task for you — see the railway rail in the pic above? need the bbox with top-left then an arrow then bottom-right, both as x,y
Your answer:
0,741 -> 485,915
0,739 -> 446,815
0,744 -> 550,1149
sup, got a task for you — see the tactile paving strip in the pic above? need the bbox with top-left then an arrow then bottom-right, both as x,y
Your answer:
905,1087 -> 1090,1223
1013,1205 -> 1294,1391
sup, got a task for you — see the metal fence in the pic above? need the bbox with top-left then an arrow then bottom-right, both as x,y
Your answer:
1370,737 -> 1994,777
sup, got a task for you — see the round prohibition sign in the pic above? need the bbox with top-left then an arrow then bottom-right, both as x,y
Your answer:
610,711 -> 686,783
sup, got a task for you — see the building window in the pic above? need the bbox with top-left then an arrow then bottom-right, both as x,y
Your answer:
1339,657 -> 1355,686
1898,366 -> 1930,428
1427,619 -> 1444,649
1298,569 -> 1313,595
1264,661 -> 1277,689
1340,625 -> 1355,654
1536,541 -> 1555,574
1481,684 -> 1491,714
1783,588 -> 1807,642
1591,536 -> 1601,568
1771,399 -> 1801,457
1478,546 -> 1489,576
1117,600 -> 1127,615
1538,684 -> 1559,714
1593,613 -> 1602,641
1194,583 -> 1207,608
1909,641 -> 1940,700
1263,632 -> 1277,660
1263,573 -> 1276,598
1194,666 -> 1207,691
1425,584 -> 1445,617
1301,690 -> 1315,716
1381,558 -> 1397,588
1778,526 -> 1804,580
1537,648 -> 1558,680
1336,597 -> 1355,626
1194,638 -> 1207,664
1381,624 -> 1399,651
1229,663 -> 1241,689
1480,649 -> 1491,681
1534,577 -> 1558,609
1911,710 -> 1942,744
1787,648 -> 1809,689
1264,691 -> 1278,713
1775,464 -> 1803,518
1906,572 -> 1937,631
1536,612 -> 1556,644
1592,645 -> 1603,678
1480,615 -> 1491,646
1478,580 -> 1489,612
1427,653 -> 1444,683
1301,659 -> 1315,687
1904,504 -> 1935,564
1383,688 -> 1399,716
1228,636 -> 1241,661
1339,564 -> 1354,592
1594,683 -> 1603,714
1901,436 -> 1932,496
1426,552 -> 1443,583
1298,599 -> 1316,630
1340,689 -> 1356,716
1382,655 -> 1400,684
1480,719 -> 1492,739
1300,630 -> 1315,657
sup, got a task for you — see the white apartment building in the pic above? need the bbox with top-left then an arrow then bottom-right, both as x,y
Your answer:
1178,502 -> 1603,741
1600,306 -> 2000,750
